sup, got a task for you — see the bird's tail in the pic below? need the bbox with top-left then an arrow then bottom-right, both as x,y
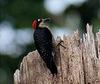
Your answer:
46,58 -> 58,76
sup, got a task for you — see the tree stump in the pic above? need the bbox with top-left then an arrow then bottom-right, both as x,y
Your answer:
14,24 -> 100,84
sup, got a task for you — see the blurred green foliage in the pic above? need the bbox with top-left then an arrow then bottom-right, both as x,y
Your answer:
0,0 -> 50,28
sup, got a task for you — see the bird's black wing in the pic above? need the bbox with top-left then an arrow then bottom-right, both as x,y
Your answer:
34,28 -> 52,55
34,28 -> 57,75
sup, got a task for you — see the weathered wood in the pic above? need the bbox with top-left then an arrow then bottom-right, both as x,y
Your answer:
14,24 -> 100,84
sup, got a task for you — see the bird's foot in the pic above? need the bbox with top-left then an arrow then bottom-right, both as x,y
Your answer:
56,37 -> 66,49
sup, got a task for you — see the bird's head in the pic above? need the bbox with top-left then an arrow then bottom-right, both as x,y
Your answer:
32,18 -> 50,30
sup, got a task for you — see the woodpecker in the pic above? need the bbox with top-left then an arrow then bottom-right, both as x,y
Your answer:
32,18 -> 57,76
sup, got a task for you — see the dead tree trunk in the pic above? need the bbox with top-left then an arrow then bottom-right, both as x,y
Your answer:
14,24 -> 100,84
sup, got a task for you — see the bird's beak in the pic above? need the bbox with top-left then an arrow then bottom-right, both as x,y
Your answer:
43,18 -> 51,23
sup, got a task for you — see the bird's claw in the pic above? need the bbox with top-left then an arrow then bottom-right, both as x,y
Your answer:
56,39 -> 66,49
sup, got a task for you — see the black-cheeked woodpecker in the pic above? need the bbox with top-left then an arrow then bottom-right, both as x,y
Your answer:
32,18 -> 58,76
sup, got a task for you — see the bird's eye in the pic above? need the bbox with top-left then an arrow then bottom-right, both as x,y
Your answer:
38,19 -> 41,22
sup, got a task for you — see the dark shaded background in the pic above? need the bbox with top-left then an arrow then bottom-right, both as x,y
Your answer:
0,0 -> 100,84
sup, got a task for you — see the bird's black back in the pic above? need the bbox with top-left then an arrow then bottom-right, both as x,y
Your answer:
34,27 -> 57,75
34,28 -> 52,55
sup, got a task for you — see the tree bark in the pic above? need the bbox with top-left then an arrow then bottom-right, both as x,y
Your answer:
14,24 -> 100,84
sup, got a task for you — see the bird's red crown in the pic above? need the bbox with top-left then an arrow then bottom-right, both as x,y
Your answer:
32,20 -> 37,29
